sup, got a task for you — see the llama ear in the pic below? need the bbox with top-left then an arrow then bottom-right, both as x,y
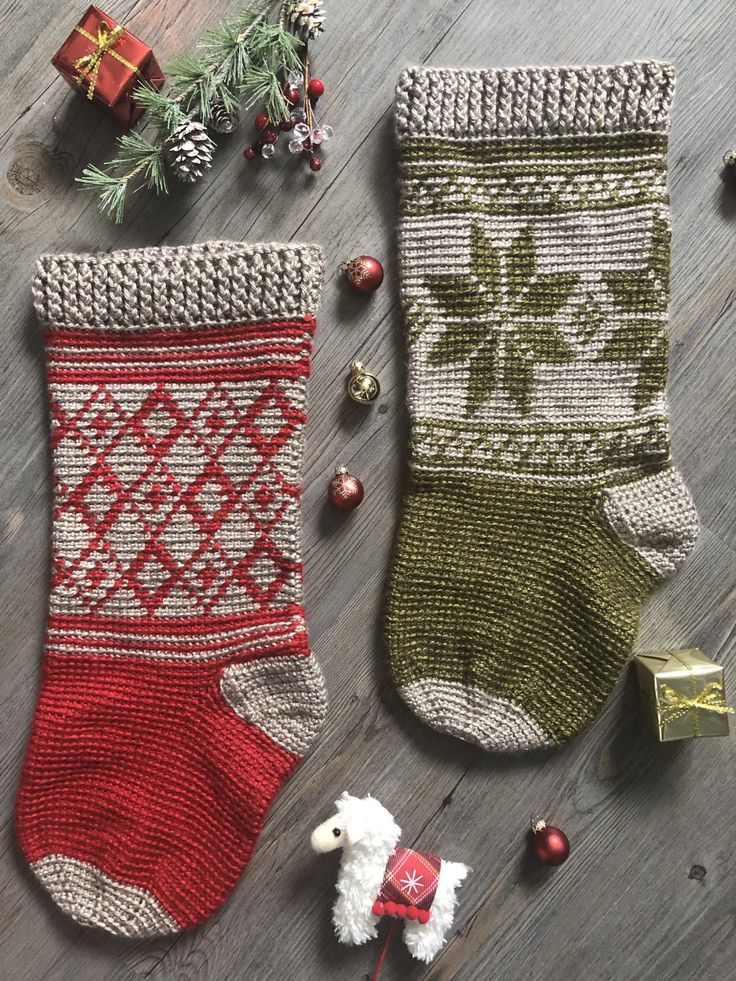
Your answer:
344,812 -> 367,846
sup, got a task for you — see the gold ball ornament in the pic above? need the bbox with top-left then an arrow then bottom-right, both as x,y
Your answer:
347,361 -> 380,404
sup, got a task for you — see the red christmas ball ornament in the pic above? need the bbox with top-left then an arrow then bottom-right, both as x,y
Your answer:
328,466 -> 364,511
263,126 -> 278,144
243,146 -> 256,160
280,119 -> 294,131
255,112 -> 269,130
530,819 -> 570,866
307,77 -> 325,100
309,154 -> 322,172
284,86 -> 300,106
342,255 -> 384,293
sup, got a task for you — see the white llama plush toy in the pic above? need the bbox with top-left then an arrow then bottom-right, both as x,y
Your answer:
310,792 -> 469,963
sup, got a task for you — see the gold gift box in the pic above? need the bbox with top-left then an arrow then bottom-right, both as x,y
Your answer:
634,649 -> 733,742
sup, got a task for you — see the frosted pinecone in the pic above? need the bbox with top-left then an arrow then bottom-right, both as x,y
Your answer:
210,100 -> 240,135
166,119 -> 215,183
286,0 -> 326,40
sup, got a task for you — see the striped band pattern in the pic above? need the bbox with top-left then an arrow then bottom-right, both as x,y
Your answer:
387,62 -> 698,752
17,241 -> 328,937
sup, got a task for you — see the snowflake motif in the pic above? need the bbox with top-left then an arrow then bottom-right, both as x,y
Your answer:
400,869 -> 424,896
423,221 -> 577,415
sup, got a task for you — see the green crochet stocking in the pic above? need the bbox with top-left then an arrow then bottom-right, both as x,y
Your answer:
386,61 -> 699,751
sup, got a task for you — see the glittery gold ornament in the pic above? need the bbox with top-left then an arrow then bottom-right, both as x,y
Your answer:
347,361 -> 380,404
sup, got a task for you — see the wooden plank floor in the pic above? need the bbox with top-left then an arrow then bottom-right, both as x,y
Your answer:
1,1 -> 735,978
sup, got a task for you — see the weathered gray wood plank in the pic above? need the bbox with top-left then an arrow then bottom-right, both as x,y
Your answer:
1,0 -> 735,979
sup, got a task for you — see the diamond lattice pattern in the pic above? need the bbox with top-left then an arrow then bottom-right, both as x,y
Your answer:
49,380 -> 304,617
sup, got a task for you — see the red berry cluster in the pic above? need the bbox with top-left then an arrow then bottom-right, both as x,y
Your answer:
243,77 -> 327,171
243,113 -> 294,160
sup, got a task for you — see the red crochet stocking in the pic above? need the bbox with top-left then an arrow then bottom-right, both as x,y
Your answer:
17,242 -> 327,937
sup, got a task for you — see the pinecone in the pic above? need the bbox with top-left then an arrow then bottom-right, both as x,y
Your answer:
166,119 -> 215,183
210,100 -> 240,135
286,0 -> 326,40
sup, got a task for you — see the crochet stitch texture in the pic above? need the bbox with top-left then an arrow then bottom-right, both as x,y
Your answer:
17,241 -> 327,935
386,61 -> 699,751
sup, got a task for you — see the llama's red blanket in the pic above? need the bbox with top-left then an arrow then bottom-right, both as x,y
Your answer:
372,846 -> 441,922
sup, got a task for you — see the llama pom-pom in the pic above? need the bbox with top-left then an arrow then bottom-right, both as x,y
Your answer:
310,792 -> 469,964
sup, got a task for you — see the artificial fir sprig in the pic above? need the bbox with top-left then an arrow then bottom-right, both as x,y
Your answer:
77,2 -> 307,222
77,132 -> 168,222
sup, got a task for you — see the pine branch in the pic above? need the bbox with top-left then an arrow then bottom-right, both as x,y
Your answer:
114,133 -> 169,195
199,8 -> 265,66
76,167 -> 129,223
76,0 -> 310,221
77,133 -> 168,222
257,22 -> 302,75
241,65 -> 289,123
167,54 -> 218,118
133,83 -> 186,134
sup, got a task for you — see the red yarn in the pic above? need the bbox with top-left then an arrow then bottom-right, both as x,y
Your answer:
16,314 -> 319,931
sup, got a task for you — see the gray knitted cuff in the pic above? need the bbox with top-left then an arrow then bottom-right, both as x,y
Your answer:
33,241 -> 324,330
396,60 -> 674,141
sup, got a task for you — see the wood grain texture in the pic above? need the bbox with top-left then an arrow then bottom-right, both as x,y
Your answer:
1,1 -> 734,978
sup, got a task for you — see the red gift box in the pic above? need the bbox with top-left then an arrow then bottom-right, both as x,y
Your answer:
52,5 -> 164,128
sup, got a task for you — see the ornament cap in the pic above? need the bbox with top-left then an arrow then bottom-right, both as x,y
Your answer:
529,818 -> 570,866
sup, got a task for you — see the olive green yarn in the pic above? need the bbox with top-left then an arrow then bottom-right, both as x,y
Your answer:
387,62 -> 699,751
387,472 -> 657,745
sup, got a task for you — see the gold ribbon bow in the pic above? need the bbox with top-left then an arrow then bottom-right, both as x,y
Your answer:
73,21 -> 139,100
659,681 -> 734,727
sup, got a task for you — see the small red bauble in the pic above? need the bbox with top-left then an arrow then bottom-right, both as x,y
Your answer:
280,119 -> 294,131
255,112 -> 269,130
342,255 -> 384,293
309,155 -> 322,172
285,87 -> 300,106
263,127 -> 278,144
328,467 -> 364,511
530,820 -> 570,866
243,146 -> 256,160
307,78 -> 325,100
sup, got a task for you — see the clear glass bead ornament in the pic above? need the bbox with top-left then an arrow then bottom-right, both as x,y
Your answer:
261,143 -> 275,159
291,107 -> 306,123
311,128 -> 324,145
288,70 -> 302,87
320,125 -> 334,141
288,139 -> 303,154
293,122 -> 310,140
